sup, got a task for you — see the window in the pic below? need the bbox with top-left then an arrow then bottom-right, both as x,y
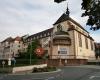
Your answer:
78,33 -> 82,47
90,40 -> 93,50
40,35 -> 42,38
33,37 -> 35,40
85,37 -> 88,49
44,34 -> 46,37
57,24 -> 62,32
48,33 -> 50,36
37,36 -> 38,39
31,38 -> 32,40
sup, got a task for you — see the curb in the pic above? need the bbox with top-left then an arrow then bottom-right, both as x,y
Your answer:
65,65 -> 100,70
8,69 -> 61,75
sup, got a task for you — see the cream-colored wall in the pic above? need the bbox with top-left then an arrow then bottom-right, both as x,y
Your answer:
10,41 -> 24,57
0,40 -> 25,59
52,20 -> 95,60
12,64 -> 47,73
52,21 -> 75,59
73,25 -> 95,60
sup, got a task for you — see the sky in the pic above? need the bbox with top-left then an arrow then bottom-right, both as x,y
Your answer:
0,0 -> 100,42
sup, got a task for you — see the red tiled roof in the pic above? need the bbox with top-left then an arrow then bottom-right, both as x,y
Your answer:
14,36 -> 22,41
28,28 -> 53,39
1,37 -> 14,43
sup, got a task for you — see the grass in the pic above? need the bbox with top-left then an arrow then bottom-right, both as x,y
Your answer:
0,67 -> 12,73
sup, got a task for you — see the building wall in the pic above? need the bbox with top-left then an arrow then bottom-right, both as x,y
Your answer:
52,20 -> 95,60
52,21 -> 75,59
61,21 -> 76,58
70,21 -> 95,60
52,45 -> 71,59
0,39 -> 26,59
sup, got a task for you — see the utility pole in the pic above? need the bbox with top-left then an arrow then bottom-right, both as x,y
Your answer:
30,42 -> 32,65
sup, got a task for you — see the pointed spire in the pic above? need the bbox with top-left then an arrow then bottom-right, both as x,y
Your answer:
66,3 -> 70,16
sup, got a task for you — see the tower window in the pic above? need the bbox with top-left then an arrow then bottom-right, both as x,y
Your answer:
90,40 -> 93,50
57,24 -> 62,31
78,33 -> 82,47
85,37 -> 88,49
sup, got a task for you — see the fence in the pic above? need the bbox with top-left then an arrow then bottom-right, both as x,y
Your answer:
0,54 -> 97,67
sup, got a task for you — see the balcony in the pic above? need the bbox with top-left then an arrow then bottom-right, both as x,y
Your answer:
53,31 -> 71,45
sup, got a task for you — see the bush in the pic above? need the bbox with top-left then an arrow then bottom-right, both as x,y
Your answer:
32,67 -> 38,72
0,68 -> 12,73
32,66 -> 56,73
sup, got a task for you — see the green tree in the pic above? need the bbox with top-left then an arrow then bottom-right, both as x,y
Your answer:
54,0 -> 65,3
26,40 -> 40,59
18,40 -> 40,59
81,0 -> 100,30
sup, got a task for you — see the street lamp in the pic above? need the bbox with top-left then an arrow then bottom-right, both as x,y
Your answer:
30,42 -> 32,65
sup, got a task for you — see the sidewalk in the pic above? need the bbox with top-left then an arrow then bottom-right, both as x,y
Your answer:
75,65 -> 100,69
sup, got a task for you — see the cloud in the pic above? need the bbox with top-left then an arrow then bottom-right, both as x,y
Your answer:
0,0 -> 99,42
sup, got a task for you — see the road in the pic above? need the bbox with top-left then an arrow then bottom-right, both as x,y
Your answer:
0,66 -> 100,80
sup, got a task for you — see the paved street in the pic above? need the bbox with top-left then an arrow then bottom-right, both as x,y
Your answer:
0,65 -> 100,80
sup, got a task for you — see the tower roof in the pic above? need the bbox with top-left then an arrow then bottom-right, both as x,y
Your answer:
53,13 -> 88,33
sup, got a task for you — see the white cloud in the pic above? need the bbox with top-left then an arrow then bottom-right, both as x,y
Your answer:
0,0 -> 99,42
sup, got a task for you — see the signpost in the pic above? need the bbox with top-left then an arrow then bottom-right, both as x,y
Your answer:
8,58 -> 11,66
2,61 -> 5,68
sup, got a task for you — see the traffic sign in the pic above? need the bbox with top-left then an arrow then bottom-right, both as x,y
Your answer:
2,61 -> 5,65
35,48 -> 44,56
8,58 -> 11,66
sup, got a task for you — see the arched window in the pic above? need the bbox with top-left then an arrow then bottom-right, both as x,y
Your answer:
78,33 -> 82,47
57,24 -> 62,32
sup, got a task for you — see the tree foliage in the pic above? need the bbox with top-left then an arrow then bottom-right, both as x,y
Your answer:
54,0 -> 100,31
54,0 -> 66,3
81,0 -> 100,30
27,40 -> 41,59
18,40 -> 41,59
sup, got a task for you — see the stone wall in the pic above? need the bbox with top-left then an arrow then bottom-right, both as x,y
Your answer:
12,64 -> 47,73
47,59 -> 87,66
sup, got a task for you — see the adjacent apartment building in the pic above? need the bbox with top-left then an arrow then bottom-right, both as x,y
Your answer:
26,7 -> 95,65
0,36 -> 27,60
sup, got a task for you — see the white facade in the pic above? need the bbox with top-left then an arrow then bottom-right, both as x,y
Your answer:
0,37 -> 27,60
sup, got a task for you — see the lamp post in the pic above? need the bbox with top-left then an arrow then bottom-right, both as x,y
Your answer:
30,42 -> 32,65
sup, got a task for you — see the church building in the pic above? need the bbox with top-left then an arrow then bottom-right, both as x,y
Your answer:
26,7 -> 95,65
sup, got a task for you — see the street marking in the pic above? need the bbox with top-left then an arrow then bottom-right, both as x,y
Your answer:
45,77 -> 55,80
89,76 -> 95,79
30,78 -> 44,80
89,76 -> 100,79
45,74 -> 61,80
0,75 -> 7,79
